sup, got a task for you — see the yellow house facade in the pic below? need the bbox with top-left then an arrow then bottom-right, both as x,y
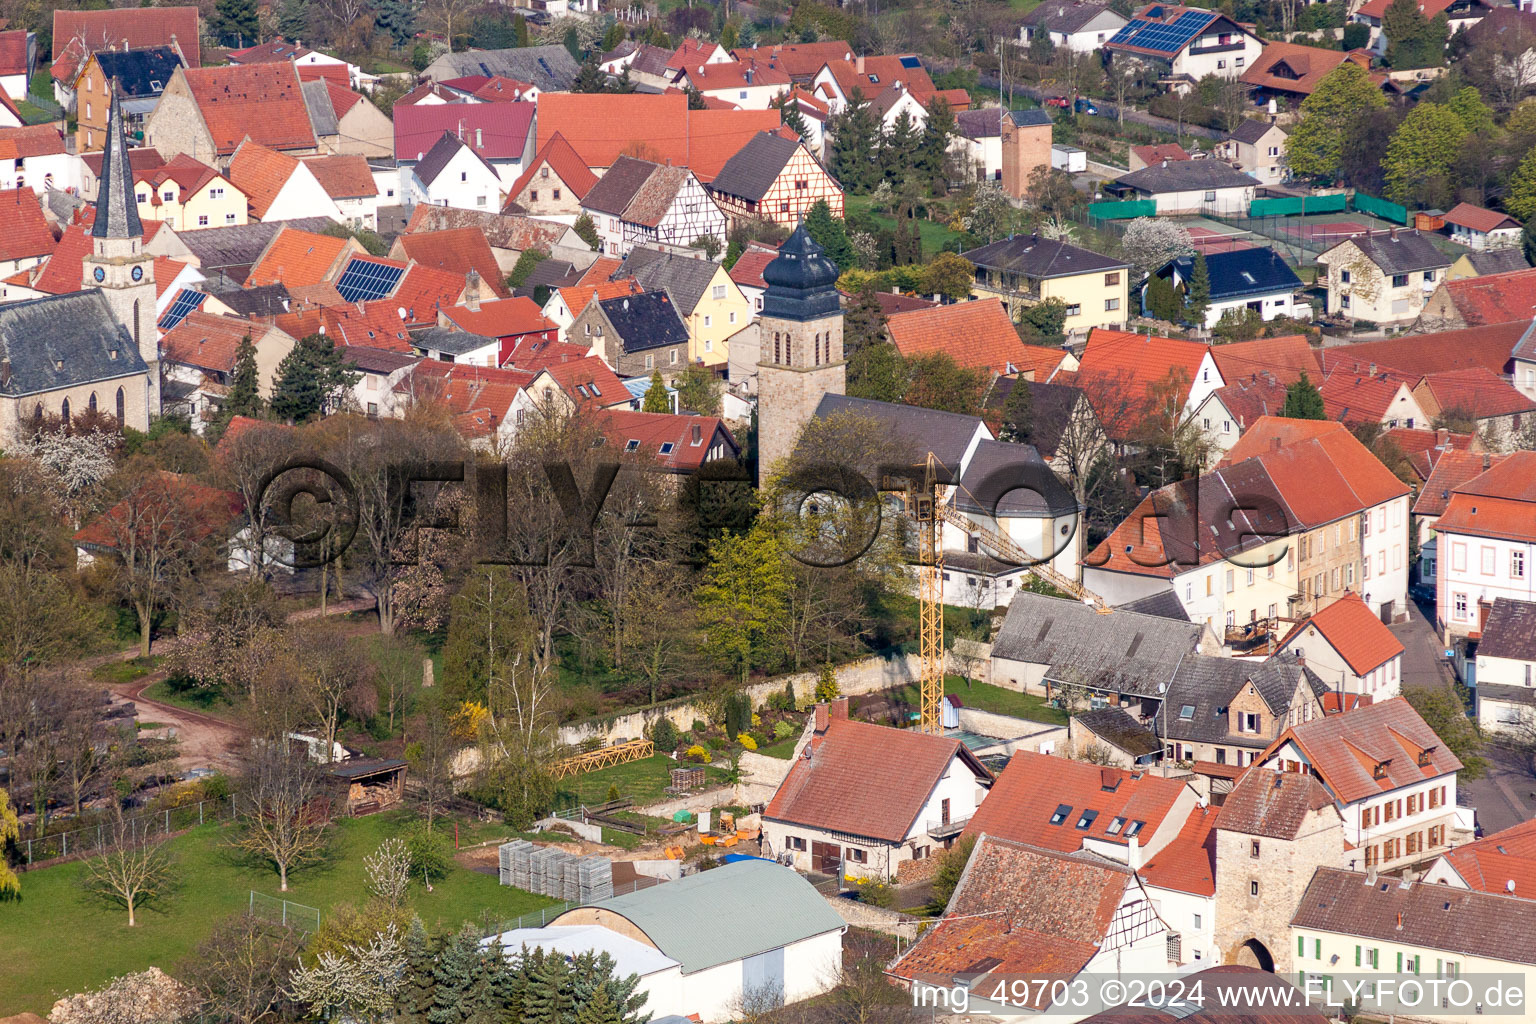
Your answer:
133,157 -> 249,231
964,234 -> 1132,339
1038,267 -> 1132,337
687,262 -> 753,368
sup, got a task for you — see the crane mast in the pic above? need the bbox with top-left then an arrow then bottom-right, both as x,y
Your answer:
905,453 -> 945,736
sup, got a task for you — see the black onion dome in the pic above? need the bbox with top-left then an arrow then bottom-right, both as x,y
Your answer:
761,223 -> 841,322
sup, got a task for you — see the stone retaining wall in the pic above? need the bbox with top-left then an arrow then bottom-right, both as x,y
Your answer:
824,895 -> 924,940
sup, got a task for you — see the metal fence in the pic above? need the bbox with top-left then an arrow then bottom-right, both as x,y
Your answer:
15,797 -> 235,866
481,876 -> 668,939
1353,191 -> 1409,225
249,891 -> 321,934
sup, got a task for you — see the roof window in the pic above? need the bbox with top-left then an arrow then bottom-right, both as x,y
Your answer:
1125,820 -> 1146,837
1106,816 -> 1126,835
1075,809 -> 1099,830
659,442 -> 675,455
1179,704 -> 1196,720
1050,804 -> 1072,825
624,439 -> 640,452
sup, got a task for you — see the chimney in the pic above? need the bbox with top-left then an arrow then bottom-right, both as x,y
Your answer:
1390,227 -> 1399,240
830,696 -> 850,720
1484,454 -> 1492,470
814,703 -> 829,733
1128,834 -> 1141,871
745,66 -> 754,85
465,269 -> 482,312
690,422 -> 702,443
1436,427 -> 1449,445
475,128 -> 483,149
1270,436 -> 1282,452
856,54 -> 865,74
1368,362 -> 1376,376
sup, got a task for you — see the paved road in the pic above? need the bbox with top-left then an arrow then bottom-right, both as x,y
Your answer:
1391,595 -> 1454,691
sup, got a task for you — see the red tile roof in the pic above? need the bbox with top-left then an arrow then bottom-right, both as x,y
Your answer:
535,92 -> 779,178
245,227 -> 352,288
302,154 -> 377,199
554,280 -> 643,320
1208,375 -> 1290,431
226,39 -> 314,63
0,124 -> 68,162
1132,143 -> 1190,165
388,262 -> 467,321
534,355 -> 628,409
1215,768 -> 1335,838
407,360 -> 534,437
821,55 -> 936,103
729,41 -> 854,78
1139,804 -> 1218,896
182,62 -> 316,156
1279,592 -> 1404,675
1075,328 -> 1213,437
503,339 -> 591,373
394,81 -> 458,106
1412,450 -> 1507,518
28,223 -> 93,295
1443,202 -> 1521,235
471,75 -> 535,102
1416,367 -> 1536,421
1447,447 -> 1536,502
1219,415 -> 1346,464
1439,268 -> 1536,327
1320,322 -> 1524,378
1439,818 -> 1536,900
1436,492 -> 1536,543
962,750 -> 1188,852
728,244 -> 777,289
1322,691 -> 1374,714
0,29 -> 27,77
667,37 -> 724,71
1238,42 -> 1363,96
226,139 -> 300,220
440,296 -> 553,342
1260,696 -> 1463,805
0,188 -> 56,264
764,712 -> 988,842
595,409 -> 740,471
1210,335 -> 1319,387
683,58 -> 792,92
1318,369 -> 1419,426
136,152 -> 220,203
1246,423 -> 1410,523
886,299 -> 1051,377
394,228 -> 509,299
53,6 -> 200,83
317,78 -> 366,118
576,257 -> 625,286
73,471 -> 238,551
161,311 -> 270,372
1355,0 -> 1455,17
153,257 -> 187,299
393,102 -> 534,162
505,130 -> 599,203
296,64 -> 348,88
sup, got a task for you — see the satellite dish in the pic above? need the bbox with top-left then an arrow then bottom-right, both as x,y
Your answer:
397,306 -> 408,320
318,325 -> 325,334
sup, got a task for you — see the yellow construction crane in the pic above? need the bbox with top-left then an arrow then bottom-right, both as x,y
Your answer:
902,453 -> 945,736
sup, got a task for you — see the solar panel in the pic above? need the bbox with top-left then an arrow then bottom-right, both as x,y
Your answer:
335,259 -> 405,303
157,289 -> 207,330
899,55 -> 921,68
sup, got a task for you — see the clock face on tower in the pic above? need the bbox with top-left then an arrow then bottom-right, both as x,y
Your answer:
93,267 -> 105,283
131,266 -> 143,282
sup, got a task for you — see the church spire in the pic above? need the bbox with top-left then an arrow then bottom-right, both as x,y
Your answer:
92,82 -> 142,241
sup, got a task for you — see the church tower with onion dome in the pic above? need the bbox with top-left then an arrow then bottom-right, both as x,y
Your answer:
756,222 -> 845,482
82,84 -> 158,413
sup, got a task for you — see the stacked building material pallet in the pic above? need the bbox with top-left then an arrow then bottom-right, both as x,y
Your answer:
577,856 -> 614,901
498,839 -> 533,888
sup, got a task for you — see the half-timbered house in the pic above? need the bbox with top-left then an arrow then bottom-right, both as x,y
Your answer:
705,130 -> 843,229
578,155 -> 727,258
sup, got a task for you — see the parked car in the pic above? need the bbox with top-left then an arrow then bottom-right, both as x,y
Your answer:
1075,97 -> 1099,115
1044,96 -> 1070,108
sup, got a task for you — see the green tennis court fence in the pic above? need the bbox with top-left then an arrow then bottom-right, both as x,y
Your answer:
1089,199 -> 1157,220
1248,193 -> 1348,218
1352,192 -> 1409,225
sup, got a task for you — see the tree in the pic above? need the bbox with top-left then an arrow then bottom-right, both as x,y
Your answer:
1281,371 -> 1325,422
1286,63 -> 1387,179
80,809 -> 178,926
1404,683 -> 1487,779
918,252 -> 975,302
1186,253 -> 1211,327
1025,166 -> 1081,218
277,0 -> 310,40
847,340 -> 906,403
675,365 -> 723,416
1212,306 -> 1263,342
776,93 -> 812,143
696,524 -> 791,685
641,371 -> 669,413
223,335 -> 264,423
958,182 -> 1014,244
374,0 -> 416,44
1119,217 -> 1195,278
420,0 -> 480,49
1448,85 -> 1495,134
405,689 -> 460,830
914,96 -> 955,194
843,284 -> 888,357
905,352 -> 989,415
880,110 -> 921,187
290,922 -> 407,1022
1017,297 -> 1068,341
930,834 -> 975,911
572,213 -> 601,252
270,333 -> 360,423
0,788 -> 18,900
830,89 -> 881,194
1145,274 -> 1183,322
1384,0 -> 1448,69
211,0 -> 257,46
1508,148 -> 1536,223
179,914 -> 303,1024
1383,102 -> 1466,206
1000,379 -> 1034,444
365,836 -> 413,910
804,199 -> 856,270
232,745 -> 330,891
1339,105 -> 1401,193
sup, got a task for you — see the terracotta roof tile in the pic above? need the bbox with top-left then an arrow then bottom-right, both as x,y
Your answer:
1132,143 -> 1190,165
245,227 -> 352,288
73,471 -> 237,551
0,188 -> 57,264
505,130 -> 599,203
535,354 -> 628,408
1417,367 -> 1536,420
0,125 -> 68,161
1075,328 -> 1212,437
503,339 -> 590,373
682,58 -> 792,92
1440,268 -> 1536,327
29,223 -> 94,295
408,360 -> 533,436
1209,375 -> 1290,430
886,299 -> 1049,376
471,75 -> 535,101
160,311 -> 271,371
1260,696 -> 1462,805
394,228 -> 509,299
1279,592 -> 1404,675
1216,769 -> 1334,839
0,29 -> 26,77
394,81 -> 457,106
1139,804 -> 1219,896
1413,450 -> 1508,518
535,92 -> 779,179
1210,335 -> 1319,387
226,139 -> 299,220
440,296 -> 553,342
389,262 -> 467,321
595,409 -> 739,471
1439,818 -> 1536,900
1321,322 -> 1524,378
764,714 -> 988,842
1449,448 -> 1536,502
53,7 -> 200,83
393,102 -> 533,162
1436,492 -> 1536,542
183,62 -> 316,156
729,41 -> 854,78
962,750 -> 1188,851
1238,42 -> 1362,96
727,244 -> 777,288
1443,202 -> 1521,235
302,154 -> 376,199
576,257 -> 625,286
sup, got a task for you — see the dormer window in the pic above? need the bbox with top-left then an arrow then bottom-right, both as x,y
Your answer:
1050,804 -> 1071,825
1373,761 -> 1389,779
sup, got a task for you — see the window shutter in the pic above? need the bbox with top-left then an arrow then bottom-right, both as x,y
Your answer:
1397,952 -> 1403,972
1298,936 -> 1306,957
1314,939 -> 1321,960
1355,946 -> 1361,967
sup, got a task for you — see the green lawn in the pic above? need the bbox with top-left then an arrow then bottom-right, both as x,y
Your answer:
757,735 -> 801,759
892,675 -> 1070,727
90,657 -> 158,686
0,811 -> 554,1015
553,754 -> 725,809
844,194 -> 964,255
15,100 -> 56,125
139,678 -> 236,714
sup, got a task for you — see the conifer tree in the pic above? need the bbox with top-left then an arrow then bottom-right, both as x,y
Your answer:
641,371 -> 670,413
830,89 -> 880,193
1282,371 -> 1326,420
522,947 -> 575,1024
1186,253 -> 1211,328
803,199 -> 856,270
225,335 -> 263,420
1000,380 -> 1033,444
395,919 -> 438,1024
270,333 -> 359,424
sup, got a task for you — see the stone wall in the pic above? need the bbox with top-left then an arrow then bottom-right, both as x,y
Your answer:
532,815 -> 602,842
954,707 -> 1066,755
555,652 -> 927,747
823,895 -> 924,940
895,853 -> 942,886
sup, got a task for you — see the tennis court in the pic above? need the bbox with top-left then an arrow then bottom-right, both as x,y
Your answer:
1185,225 -> 1255,253
1199,208 -> 1449,265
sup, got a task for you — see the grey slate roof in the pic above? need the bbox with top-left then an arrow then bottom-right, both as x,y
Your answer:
1076,707 -> 1161,757
1021,0 -> 1123,33
301,79 -> 339,138
1114,590 -> 1192,622
414,132 -> 496,188
93,46 -> 183,99
93,89 -> 140,241
600,292 -> 689,352
615,247 -> 719,317
984,377 -> 1094,463
1162,652 -> 1324,746
953,439 -> 1078,517
707,131 -> 801,202
1464,247 -> 1530,276
1330,229 -> 1450,274
427,45 -> 580,93
991,592 -> 1205,694
811,394 -> 986,483
581,155 -> 658,217
557,860 -> 845,975
417,325 -> 499,356
178,218 -> 336,273
1008,109 -> 1053,127
954,107 -> 1002,140
344,345 -> 421,374
1166,247 -> 1301,300
1117,160 -> 1261,193
0,291 -> 147,398
962,233 -> 1128,279
1291,868 -> 1536,966
1477,597 -> 1536,662
211,284 -> 292,317
519,257 -> 582,294
1227,118 -> 1281,145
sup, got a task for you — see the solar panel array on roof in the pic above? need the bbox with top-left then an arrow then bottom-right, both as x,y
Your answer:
1109,9 -> 1213,53
335,258 -> 405,303
899,55 -> 922,68
157,289 -> 207,330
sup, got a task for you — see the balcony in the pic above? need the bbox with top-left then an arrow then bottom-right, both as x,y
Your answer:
1187,41 -> 1249,55
927,815 -> 972,840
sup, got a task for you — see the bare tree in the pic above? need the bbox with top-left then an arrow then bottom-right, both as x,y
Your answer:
621,561 -> 695,706
418,0 -> 479,48
59,686 -> 129,817
273,621 -> 375,763
2,670 -> 65,833
232,746 -> 330,892
404,690 -> 459,830
179,914 -> 303,1024
169,581 -> 287,705
211,420 -> 296,581
80,809 -> 179,926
